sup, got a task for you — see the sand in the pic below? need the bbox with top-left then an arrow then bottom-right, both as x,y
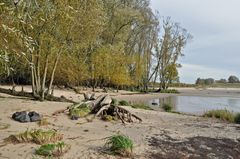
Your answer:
0,86 -> 239,158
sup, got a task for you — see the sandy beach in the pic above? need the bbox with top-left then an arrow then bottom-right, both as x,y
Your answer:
0,86 -> 239,159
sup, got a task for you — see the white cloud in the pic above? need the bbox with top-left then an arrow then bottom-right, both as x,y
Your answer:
179,63 -> 239,83
151,0 -> 240,83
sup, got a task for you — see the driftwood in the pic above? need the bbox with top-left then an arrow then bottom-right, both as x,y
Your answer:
62,94 -> 142,123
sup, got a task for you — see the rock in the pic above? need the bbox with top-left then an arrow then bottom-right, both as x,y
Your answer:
12,111 -> 30,123
71,115 -> 79,120
28,111 -> 41,122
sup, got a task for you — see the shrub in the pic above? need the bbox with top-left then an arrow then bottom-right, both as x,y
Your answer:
36,142 -> 70,157
234,113 -> 240,124
5,129 -> 63,144
162,103 -> 173,112
203,109 -> 235,122
119,100 -> 129,106
105,135 -> 133,157
131,104 -> 153,110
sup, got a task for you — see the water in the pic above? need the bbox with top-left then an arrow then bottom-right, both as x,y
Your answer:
147,96 -> 240,115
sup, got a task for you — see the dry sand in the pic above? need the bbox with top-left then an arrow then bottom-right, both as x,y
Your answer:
0,86 -> 239,159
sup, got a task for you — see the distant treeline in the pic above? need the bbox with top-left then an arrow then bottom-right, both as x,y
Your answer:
196,75 -> 240,85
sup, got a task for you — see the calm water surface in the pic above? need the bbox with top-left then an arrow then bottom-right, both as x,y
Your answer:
147,96 -> 240,115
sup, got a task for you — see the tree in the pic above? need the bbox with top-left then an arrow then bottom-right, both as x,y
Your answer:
150,18 -> 192,90
1,0 -> 105,100
228,75 -> 239,83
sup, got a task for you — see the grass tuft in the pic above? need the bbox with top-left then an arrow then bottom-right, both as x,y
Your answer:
234,113 -> 240,124
203,109 -> 235,122
119,100 -> 129,106
37,118 -> 50,127
159,89 -> 179,94
35,142 -> 70,157
69,103 -> 91,118
5,129 -> 63,144
131,104 -> 153,110
111,98 -> 118,105
162,103 -> 173,112
105,135 -> 133,157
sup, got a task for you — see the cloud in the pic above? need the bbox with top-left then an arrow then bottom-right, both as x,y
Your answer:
179,63 -> 239,83
151,0 -> 240,83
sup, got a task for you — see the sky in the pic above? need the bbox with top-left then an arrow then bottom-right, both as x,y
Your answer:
150,0 -> 240,83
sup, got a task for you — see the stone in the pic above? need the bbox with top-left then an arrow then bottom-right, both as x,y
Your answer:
28,111 -> 41,122
71,115 -> 79,120
12,111 -> 30,123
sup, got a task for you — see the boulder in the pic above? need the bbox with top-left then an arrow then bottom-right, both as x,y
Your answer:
28,111 -> 41,122
12,111 -> 30,123
70,115 -> 79,120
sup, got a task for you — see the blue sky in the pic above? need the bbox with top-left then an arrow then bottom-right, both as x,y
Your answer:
151,0 -> 240,83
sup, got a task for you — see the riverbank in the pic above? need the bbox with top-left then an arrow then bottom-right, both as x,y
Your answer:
0,86 -> 239,158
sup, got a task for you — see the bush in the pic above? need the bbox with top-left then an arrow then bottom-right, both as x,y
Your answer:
131,104 -> 153,110
203,109 -> 235,122
162,103 -> 173,112
234,113 -> 240,124
36,142 -> 70,157
5,129 -> 63,144
105,135 -> 133,157
119,100 -> 129,106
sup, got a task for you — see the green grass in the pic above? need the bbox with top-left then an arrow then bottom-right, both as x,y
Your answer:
162,103 -> 173,112
159,89 -> 180,94
203,109 -> 235,123
105,135 -> 133,157
131,104 -> 153,110
234,113 -> 240,124
69,103 -> 91,117
5,129 -> 63,144
119,100 -> 129,106
36,142 -> 70,157
111,98 -> 118,105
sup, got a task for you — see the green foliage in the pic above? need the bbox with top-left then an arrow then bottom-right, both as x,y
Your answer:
105,135 -> 133,157
203,110 -> 235,123
69,103 -> 91,118
162,103 -> 173,112
111,98 -> 118,105
234,113 -> 240,124
159,89 -> 179,94
5,129 -> 63,144
131,104 -> 153,110
119,100 -> 129,106
36,142 -> 70,157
